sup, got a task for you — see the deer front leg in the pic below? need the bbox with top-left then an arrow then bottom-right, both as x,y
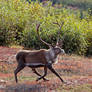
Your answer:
36,66 -> 47,81
31,68 -> 49,81
47,64 -> 64,83
14,64 -> 25,83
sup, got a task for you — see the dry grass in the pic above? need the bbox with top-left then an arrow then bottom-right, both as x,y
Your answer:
0,47 -> 92,92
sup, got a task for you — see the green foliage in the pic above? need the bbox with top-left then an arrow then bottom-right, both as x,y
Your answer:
0,0 -> 92,55
86,25 -> 92,55
62,18 -> 88,54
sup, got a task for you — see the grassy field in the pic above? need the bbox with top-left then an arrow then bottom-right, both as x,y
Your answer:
0,47 -> 92,92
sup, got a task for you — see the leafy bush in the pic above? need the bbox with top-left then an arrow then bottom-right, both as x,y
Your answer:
0,0 -> 92,55
85,22 -> 92,55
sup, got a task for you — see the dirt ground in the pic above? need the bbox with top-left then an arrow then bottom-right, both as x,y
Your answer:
0,46 -> 92,92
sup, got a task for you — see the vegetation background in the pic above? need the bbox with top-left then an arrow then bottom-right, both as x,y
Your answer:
0,0 -> 92,55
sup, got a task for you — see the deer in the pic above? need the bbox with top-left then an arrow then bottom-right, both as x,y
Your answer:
14,22 -> 65,83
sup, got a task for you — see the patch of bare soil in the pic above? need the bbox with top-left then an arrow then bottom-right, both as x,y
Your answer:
0,46 -> 92,92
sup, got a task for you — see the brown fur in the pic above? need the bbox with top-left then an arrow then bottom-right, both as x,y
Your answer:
16,50 -> 48,65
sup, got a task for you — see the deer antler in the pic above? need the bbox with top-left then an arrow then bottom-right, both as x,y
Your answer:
36,24 -> 51,47
53,21 -> 64,46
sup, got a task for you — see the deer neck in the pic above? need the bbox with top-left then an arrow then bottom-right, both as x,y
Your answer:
45,48 -> 57,64
49,48 -> 56,58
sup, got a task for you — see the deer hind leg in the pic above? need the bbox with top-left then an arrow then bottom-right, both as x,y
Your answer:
36,67 -> 47,81
31,68 -> 49,81
14,64 -> 25,83
47,64 -> 64,83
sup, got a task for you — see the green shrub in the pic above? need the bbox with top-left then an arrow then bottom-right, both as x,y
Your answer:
0,0 -> 92,55
85,22 -> 92,55
0,0 -> 44,45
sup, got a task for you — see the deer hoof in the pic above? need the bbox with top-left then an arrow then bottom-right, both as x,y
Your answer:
36,77 -> 41,81
62,81 -> 70,85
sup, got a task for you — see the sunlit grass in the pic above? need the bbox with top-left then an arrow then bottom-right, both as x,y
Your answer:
18,76 -> 36,82
61,84 -> 92,92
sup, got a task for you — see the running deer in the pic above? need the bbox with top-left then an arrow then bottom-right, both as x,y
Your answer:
14,22 -> 65,83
